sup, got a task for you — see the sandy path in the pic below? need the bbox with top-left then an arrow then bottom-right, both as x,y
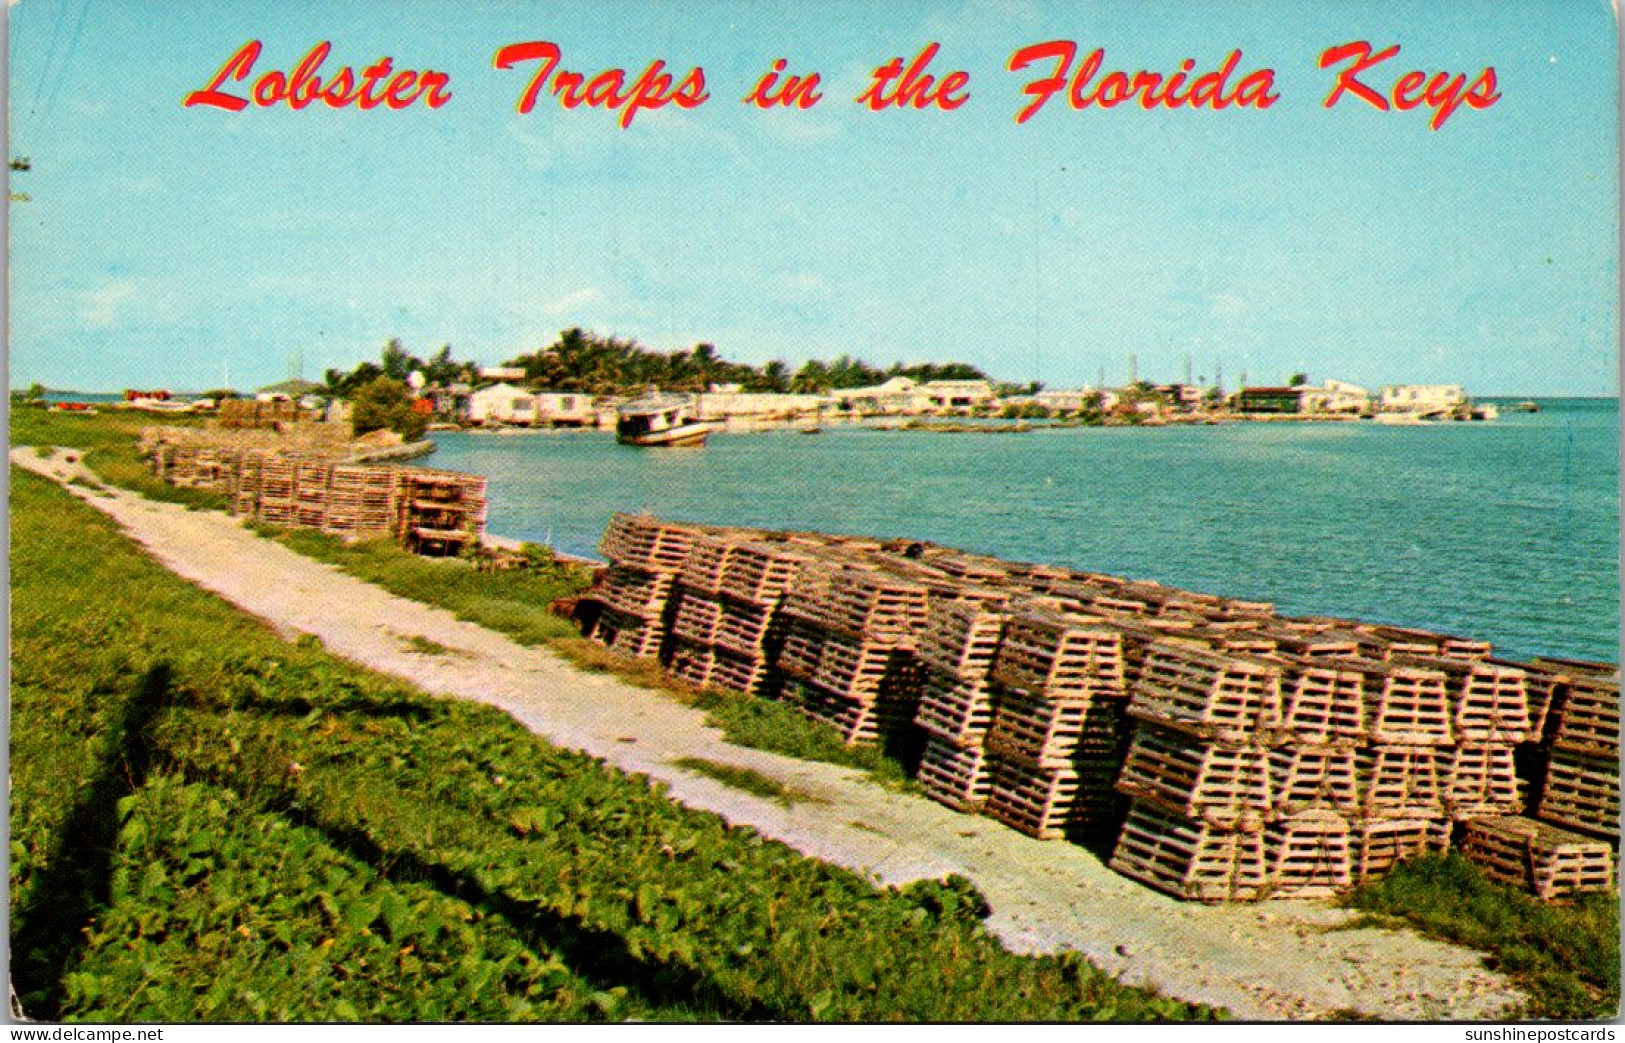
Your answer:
11,446 -> 1522,1021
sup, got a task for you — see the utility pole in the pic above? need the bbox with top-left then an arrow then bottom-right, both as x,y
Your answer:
1129,354 -> 1138,386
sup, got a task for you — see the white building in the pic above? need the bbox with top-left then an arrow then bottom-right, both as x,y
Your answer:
534,392 -> 596,426
1300,379 -> 1371,414
1378,384 -> 1465,413
918,380 -> 996,411
829,376 -> 923,414
480,366 -> 528,382
693,391 -> 829,421
468,383 -> 537,425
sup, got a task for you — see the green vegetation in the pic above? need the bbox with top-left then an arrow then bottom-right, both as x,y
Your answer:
246,523 -> 918,786
324,339 -> 478,398
11,465 -> 1217,1022
403,634 -> 459,656
9,408 -> 229,510
1342,854 -> 1619,1020
671,759 -> 827,807
503,326 -> 989,396
247,524 -> 590,647
349,375 -> 428,442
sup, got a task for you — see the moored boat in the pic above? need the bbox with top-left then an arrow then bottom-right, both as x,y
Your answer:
615,394 -> 717,447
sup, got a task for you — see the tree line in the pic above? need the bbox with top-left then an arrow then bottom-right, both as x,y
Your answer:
322,329 -> 992,400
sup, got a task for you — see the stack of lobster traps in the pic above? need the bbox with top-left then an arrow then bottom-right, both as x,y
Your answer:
324,464 -> 401,539
579,513 -> 1617,904
776,559 -> 932,746
144,428 -> 488,555
667,536 -> 814,696
395,469 -> 488,556
912,590 -> 1011,812
589,513 -> 712,660
980,606 -> 1131,840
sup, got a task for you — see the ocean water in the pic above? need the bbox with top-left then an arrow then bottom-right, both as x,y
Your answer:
427,399 -> 1620,664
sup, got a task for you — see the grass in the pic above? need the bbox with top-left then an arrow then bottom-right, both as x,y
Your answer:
10,464 -> 1218,1023
250,525 -> 919,787
10,408 -> 921,787
403,634 -> 459,656
248,524 -> 589,648
10,406 -> 229,510
672,758 -> 828,807
1341,853 -> 1619,1020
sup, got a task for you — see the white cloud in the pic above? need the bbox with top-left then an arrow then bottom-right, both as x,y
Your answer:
540,286 -> 605,314
80,280 -> 136,328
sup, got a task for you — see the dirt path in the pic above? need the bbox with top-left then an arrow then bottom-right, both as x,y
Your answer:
11,446 -> 1522,1021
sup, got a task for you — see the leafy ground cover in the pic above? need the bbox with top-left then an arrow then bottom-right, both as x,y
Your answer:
10,465 -> 1216,1022
1342,854 -> 1619,1020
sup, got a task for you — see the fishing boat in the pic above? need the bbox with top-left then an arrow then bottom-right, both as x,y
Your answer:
615,394 -> 717,447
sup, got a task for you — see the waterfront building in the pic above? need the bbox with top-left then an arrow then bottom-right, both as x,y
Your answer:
693,390 -> 829,421
1234,387 -> 1304,414
468,382 -> 538,425
534,391 -> 597,426
1378,384 -> 1466,413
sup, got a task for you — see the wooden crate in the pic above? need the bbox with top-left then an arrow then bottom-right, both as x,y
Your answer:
1268,745 -> 1359,816
1350,817 -> 1450,882
599,513 -> 701,572
918,597 -> 1007,682
918,548 -> 1011,584
809,630 -> 919,702
1262,626 -> 1361,660
589,607 -> 665,660
718,540 -> 817,605
917,736 -> 994,812
594,565 -> 677,619
774,616 -> 826,680
665,638 -> 716,690
1355,745 -> 1446,818
1266,812 -> 1353,898
1536,751 -> 1620,840
669,587 -> 726,646
792,681 -> 917,747
1347,658 -> 1455,745
1441,744 -> 1521,819
1461,815 -> 1616,901
991,609 -> 1126,695
677,533 -> 745,595
1353,623 -> 1492,661
1127,643 -> 1281,744
986,688 -> 1123,771
1550,676 -> 1620,760
985,756 -> 1086,840
1109,800 -> 1270,902
914,669 -> 998,747
712,599 -> 777,658
1116,722 -> 1271,830
1521,663 -> 1571,744
1267,655 -> 1364,745
707,646 -> 775,696
820,567 -> 931,641
1394,655 -> 1532,744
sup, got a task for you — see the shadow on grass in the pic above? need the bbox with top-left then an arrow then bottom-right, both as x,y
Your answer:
11,664 -> 174,1019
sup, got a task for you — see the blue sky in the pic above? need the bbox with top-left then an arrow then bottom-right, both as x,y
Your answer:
7,0 -> 1619,395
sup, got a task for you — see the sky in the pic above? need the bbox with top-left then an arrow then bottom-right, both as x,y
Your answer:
5,0 -> 1619,395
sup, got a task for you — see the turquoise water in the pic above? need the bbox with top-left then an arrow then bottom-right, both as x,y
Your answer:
427,399 -> 1619,663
